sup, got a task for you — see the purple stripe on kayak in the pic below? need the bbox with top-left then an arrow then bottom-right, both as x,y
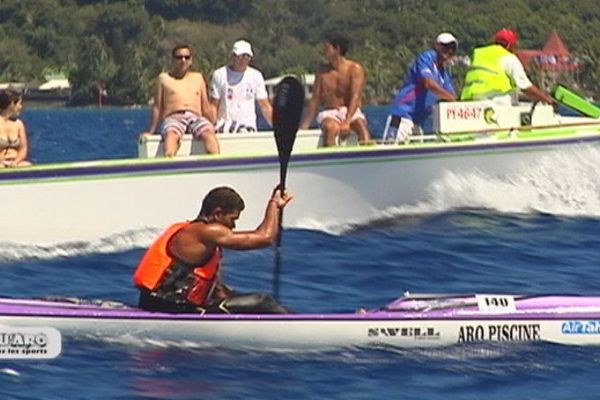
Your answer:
3,309 -> 600,322
2,299 -> 600,321
385,295 -> 600,311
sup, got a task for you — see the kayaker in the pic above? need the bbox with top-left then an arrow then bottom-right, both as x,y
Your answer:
384,32 -> 458,143
300,32 -> 373,146
139,44 -> 220,157
460,28 -> 556,106
209,40 -> 273,133
133,186 -> 292,314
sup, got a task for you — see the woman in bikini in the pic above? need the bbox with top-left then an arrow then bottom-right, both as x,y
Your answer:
0,89 -> 31,168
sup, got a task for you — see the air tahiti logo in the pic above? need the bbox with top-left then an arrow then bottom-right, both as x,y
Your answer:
483,107 -> 499,126
458,324 -> 541,343
562,321 -> 600,334
368,326 -> 441,340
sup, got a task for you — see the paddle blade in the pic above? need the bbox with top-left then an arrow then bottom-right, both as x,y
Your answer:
271,76 -> 303,301
273,76 -> 305,188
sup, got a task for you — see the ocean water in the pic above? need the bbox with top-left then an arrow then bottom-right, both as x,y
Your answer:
0,106 -> 599,399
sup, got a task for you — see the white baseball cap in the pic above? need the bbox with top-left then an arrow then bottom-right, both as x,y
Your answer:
232,40 -> 253,56
436,32 -> 458,45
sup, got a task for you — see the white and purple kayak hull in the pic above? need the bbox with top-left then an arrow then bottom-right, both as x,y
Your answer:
1,294 -> 600,349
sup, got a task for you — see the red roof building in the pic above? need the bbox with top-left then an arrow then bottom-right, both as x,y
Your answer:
517,31 -> 581,72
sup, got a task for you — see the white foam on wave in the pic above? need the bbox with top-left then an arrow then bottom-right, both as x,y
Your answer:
297,146 -> 600,234
0,227 -> 161,263
0,368 -> 20,377
425,146 -> 600,216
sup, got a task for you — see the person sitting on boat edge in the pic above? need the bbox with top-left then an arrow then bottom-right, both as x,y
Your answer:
139,44 -> 220,157
300,32 -> 373,146
133,186 -> 292,314
0,89 -> 32,168
383,32 -> 458,143
209,40 -> 273,134
460,28 -> 556,107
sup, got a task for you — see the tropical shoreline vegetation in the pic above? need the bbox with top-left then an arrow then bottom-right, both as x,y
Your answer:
1,0 -> 600,106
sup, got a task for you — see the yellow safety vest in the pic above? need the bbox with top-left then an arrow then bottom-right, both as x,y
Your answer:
460,44 -> 516,100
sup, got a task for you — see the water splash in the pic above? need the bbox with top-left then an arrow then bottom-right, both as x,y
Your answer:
0,368 -> 20,377
425,146 -> 600,216
299,146 -> 600,234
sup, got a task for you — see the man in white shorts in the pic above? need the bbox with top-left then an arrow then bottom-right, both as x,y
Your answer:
209,40 -> 272,133
140,44 -> 219,157
315,107 -> 367,129
300,32 -> 372,146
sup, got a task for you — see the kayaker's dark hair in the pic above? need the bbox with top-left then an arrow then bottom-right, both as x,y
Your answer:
325,32 -> 350,55
198,186 -> 245,217
0,89 -> 22,111
171,44 -> 192,58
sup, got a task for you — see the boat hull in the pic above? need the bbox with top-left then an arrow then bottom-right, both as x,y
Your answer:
2,127 -> 600,245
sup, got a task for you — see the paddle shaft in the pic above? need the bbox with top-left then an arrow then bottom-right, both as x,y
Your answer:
272,76 -> 304,300
273,173 -> 287,300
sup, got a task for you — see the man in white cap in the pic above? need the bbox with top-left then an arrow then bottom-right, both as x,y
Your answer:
209,39 -> 272,133
384,32 -> 458,142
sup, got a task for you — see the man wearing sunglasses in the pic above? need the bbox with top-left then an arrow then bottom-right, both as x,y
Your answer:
384,32 -> 458,143
141,44 -> 219,157
461,29 -> 556,107
209,40 -> 273,134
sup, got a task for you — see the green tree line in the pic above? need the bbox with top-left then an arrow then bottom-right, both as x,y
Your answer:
1,0 -> 600,105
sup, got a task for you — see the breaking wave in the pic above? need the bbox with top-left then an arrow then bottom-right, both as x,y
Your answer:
423,146 -> 600,216
0,227 -> 161,263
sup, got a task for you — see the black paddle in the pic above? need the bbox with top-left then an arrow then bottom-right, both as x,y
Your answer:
272,76 -> 305,300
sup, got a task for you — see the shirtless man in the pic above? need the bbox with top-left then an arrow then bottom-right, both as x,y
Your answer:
141,44 -> 219,157
300,32 -> 372,146
133,186 -> 292,314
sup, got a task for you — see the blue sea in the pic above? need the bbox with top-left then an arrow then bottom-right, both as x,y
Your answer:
0,105 -> 599,399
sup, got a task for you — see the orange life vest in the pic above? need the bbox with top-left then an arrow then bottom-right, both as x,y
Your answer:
133,221 -> 221,305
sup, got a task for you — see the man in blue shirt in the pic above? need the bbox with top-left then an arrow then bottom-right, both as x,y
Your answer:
385,32 -> 458,142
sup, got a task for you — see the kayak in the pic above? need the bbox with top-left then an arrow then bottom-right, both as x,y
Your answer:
2,293 -> 600,350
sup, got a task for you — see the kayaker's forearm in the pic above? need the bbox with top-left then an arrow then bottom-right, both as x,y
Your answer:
256,200 -> 280,241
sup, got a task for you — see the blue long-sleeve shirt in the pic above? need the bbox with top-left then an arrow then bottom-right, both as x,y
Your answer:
389,49 -> 455,129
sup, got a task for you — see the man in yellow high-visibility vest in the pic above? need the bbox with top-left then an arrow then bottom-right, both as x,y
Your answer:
461,28 -> 555,106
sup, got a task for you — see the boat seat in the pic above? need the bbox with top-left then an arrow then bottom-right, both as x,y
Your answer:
137,129 -> 359,158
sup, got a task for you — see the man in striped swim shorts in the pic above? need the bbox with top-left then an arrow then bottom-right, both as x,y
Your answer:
141,44 -> 219,157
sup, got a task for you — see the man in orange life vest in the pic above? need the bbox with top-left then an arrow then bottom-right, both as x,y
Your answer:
133,186 -> 292,314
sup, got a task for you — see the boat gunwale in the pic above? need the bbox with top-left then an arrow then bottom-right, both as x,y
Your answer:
1,131 -> 599,185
